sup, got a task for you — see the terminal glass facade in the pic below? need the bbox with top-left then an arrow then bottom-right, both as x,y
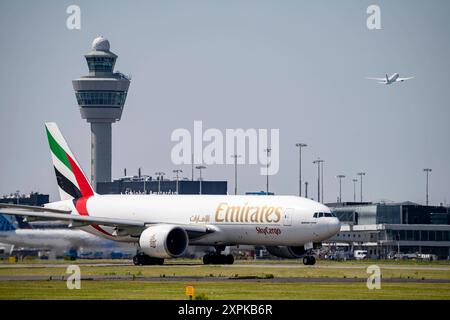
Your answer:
385,229 -> 450,242
377,204 -> 401,224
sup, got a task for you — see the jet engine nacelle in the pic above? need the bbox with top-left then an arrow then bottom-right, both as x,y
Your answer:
265,245 -> 307,259
139,224 -> 189,259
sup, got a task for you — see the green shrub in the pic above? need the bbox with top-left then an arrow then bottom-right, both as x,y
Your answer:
195,292 -> 209,300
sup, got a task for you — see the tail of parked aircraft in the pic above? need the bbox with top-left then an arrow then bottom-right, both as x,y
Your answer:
0,215 -> 16,231
45,123 -> 95,201
0,215 -> 30,231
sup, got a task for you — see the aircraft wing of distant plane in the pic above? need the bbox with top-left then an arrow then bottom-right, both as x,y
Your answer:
397,77 -> 414,81
0,203 -> 215,239
365,77 -> 388,84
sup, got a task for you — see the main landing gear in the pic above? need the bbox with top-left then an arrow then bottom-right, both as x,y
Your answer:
202,246 -> 234,265
133,253 -> 164,266
302,255 -> 316,265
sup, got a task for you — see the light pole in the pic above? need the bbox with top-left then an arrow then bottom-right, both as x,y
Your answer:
305,181 -> 309,199
423,168 -> 432,205
295,143 -> 307,197
144,176 -> 147,194
173,169 -> 183,194
196,165 -> 206,194
265,148 -> 271,195
352,179 -> 358,202
313,159 -> 324,202
191,153 -> 194,181
321,160 -> 325,202
155,172 -> 165,194
231,154 -> 241,195
357,172 -> 366,202
15,190 -> 20,205
336,175 -> 345,203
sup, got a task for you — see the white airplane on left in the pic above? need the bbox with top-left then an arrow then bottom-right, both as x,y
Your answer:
0,214 -> 136,257
0,214 -> 215,258
0,123 -> 340,265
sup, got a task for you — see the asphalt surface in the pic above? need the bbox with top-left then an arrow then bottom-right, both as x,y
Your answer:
0,274 -> 449,283
1,262 -> 450,271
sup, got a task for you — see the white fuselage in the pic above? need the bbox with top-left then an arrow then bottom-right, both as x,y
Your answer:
387,73 -> 400,84
46,195 -> 340,247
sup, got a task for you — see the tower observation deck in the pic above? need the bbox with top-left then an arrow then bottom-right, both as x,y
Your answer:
72,37 -> 130,190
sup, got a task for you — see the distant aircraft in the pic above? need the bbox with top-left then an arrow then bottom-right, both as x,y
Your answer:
366,73 -> 414,85
0,123 -> 340,265
0,214 -> 136,258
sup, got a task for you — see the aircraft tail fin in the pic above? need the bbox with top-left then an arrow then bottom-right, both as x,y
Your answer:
0,215 -> 16,231
45,123 -> 95,201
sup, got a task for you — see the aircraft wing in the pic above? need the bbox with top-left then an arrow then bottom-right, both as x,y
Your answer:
0,204 -> 216,239
397,77 -> 414,81
0,203 -> 145,227
366,77 -> 386,81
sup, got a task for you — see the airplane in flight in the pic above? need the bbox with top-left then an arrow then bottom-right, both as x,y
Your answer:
0,123 -> 340,265
366,73 -> 414,85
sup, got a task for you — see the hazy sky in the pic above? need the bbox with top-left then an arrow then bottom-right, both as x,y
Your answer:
0,0 -> 449,205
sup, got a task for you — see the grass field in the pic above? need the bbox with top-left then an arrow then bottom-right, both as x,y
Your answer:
1,260 -> 449,299
1,263 -> 449,280
0,281 -> 449,300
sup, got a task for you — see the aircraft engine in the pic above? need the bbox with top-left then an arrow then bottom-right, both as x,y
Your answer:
139,224 -> 189,259
265,245 -> 307,259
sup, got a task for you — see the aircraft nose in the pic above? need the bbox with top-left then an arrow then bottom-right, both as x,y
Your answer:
328,218 -> 341,236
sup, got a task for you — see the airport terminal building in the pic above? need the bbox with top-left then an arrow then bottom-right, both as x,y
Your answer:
97,175 -> 228,195
0,193 -> 49,206
323,202 -> 450,259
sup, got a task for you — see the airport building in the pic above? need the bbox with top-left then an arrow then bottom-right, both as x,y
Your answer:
0,193 -> 49,206
97,175 -> 227,195
323,202 -> 450,259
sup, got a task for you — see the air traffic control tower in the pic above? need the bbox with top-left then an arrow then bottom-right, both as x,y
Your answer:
72,37 -> 130,190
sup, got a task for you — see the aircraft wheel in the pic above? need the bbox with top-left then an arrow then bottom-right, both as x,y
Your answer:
203,254 -> 211,265
226,254 -> 234,265
303,256 -> 310,265
133,255 -> 141,266
309,256 -> 316,265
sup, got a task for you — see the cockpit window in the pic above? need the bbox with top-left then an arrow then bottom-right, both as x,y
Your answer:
314,212 -> 336,218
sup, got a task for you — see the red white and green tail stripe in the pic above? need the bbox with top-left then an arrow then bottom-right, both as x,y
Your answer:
45,123 -> 94,200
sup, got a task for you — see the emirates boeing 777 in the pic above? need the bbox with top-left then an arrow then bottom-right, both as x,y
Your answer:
0,123 -> 340,265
